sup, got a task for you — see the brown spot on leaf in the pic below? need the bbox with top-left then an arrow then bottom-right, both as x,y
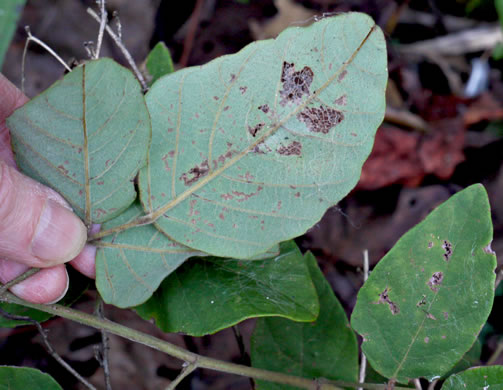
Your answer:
298,105 -> 344,134
338,70 -> 347,82
428,242 -> 434,249
334,95 -> 347,106
442,240 -> 452,261
277,141 -> 302,156
222,186 -> 263,202
428,271 -> 444,292
180,160 -> 209,186
213,96 -> 219,101
219,213 -> 225,220
443,312 -> 449,320
424,337 -> 430,343
294,192 -> 300,198
258,104 -> 269,113
279,61 -> 314,106
57,165 -> 68,175
230,74 -> 236,82
239,86 -> 247,94
248,123 -> 264,137
161,154 -> 170,172
376,288 -> 399,315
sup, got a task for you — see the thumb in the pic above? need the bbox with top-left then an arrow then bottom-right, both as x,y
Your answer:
0,160 -> 87,267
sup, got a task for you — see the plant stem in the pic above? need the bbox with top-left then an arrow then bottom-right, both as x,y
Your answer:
0,292 -> 411,390
166,361 -> 198,390
0,268 -> 41,296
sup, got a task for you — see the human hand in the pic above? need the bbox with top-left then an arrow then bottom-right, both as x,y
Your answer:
0,73 -> 96,304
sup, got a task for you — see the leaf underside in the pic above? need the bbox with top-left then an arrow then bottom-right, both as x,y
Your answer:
134,241 -> 319,336
7,58 -> 151,224
95,202 -> 201,308
140,12 -> 387,259
351,184 -> 497,383
250,252 -> 359,389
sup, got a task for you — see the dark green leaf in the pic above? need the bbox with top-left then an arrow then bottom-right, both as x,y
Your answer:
250,252 -> 358,389
351,184 -> 497,383
135,241 -> 319,336
95,202 -> 200,308
0,366 -> 62,390
0,0 -> 25,69
7,58 -> 151,224
442,366 -> 503,389
139,13 -> 387,258
146,42 -> 175,85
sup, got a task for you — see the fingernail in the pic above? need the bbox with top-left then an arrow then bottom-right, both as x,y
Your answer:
31,200 -> 87,264
45,268 -> 70,304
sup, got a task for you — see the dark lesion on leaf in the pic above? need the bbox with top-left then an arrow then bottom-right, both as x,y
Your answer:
376,288 -> 399,315
428,271 -> 444,292
279,61 -> 314,106
442,240 -> 452,261
180,160 -> 209,186
248,122 -> 265,137
297,105 -> 344,134
277,141 -> 302,156
258,104 -> 270,113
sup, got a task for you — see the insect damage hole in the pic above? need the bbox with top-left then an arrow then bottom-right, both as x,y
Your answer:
428,271 -> 444,292
279,61 -> 314,106
376,288 -> 399,315
442,240 -> 452,261
297,105 -> 344,134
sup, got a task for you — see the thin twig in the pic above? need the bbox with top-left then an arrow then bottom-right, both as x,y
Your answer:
166,360 -> 198,390
358,250 -> 369,390
413,378 -> 422,390
0,307 -> 97,390
0,268 -> 41,296
495,266 -> 503,290
427,379 -> 438,390
94,0 -> 108,59
487,337 -> 503,365
21,26 -> 72,93
95,299 -> 112,390
86,8 -> 148,91
179,0 -> 205,67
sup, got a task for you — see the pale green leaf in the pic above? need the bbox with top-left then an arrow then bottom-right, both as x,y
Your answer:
146,41 -> 175,85
7,58 -> 151,224
95,202 -> 200,308
139,12 -> 387,258
351,184 -> 497,383
134,241 -> 319,336
0,366 -> 62,390
250,252 -> 358,389
0,0 -> 25,69
442,366 -> 503,390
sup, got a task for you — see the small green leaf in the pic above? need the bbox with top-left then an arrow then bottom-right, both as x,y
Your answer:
7,58 -> 151,224
250,252 -> 359,389
146,42 -> 175,85
442,366 -> 503,389
0,0 -> 25,69
0,366 -> 62,390
95,202 -> 201,308
139,13 -> 387,259
351,184 -> 497,383
134,241 -> 319,336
